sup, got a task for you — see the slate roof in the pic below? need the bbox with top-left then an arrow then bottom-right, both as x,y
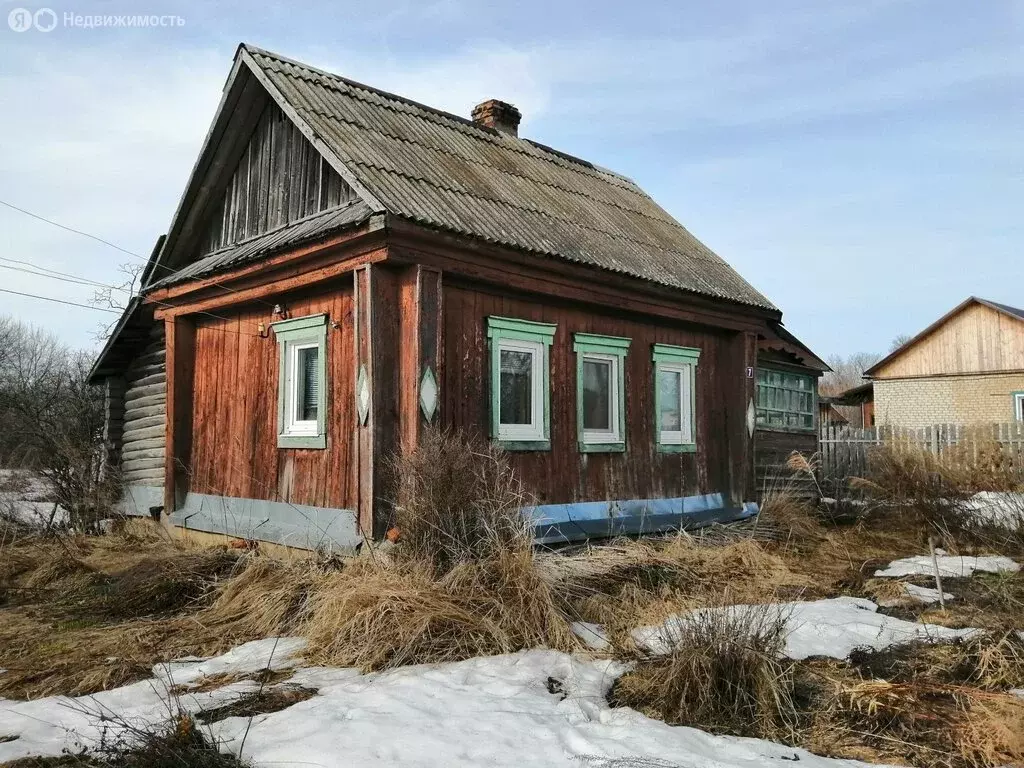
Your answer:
228,45 -> 776,311
151,201 -> 374,288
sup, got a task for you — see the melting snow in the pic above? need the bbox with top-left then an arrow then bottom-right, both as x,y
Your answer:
633,597 -> 974,660
0,641 -> 905,768
874,552 -> 1019,578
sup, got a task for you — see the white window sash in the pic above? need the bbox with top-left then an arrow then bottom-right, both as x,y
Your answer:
283,340 -> 320,437
658,362 -> 693,445
581,352 -> 621,444
1015,393 -> 1024,422
497,338 -> 545,441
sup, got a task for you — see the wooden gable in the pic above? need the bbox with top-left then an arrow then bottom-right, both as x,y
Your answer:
197,101 -> 358,257
870,300 -> 1024,379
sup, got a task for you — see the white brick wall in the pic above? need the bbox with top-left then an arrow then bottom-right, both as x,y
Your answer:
875,373 -> 1024,428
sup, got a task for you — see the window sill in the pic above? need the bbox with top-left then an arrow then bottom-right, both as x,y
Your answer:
278,434 -> 327,449
656,443 -> 697,454
496,439 -> 551,452
579,442 -> 626,454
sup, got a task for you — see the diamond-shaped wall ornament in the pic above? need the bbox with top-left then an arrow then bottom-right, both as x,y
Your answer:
746,398 -> 756,437
419,366 -> 438,422
356,364 -> 370,425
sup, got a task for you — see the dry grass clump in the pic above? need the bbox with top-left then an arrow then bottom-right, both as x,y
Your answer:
813,669 -> 1024,768
849,632 -> 1024,692
758,490 -> 823,543
1,714 -> 250,767
610,600 -> 796,739
299,552 -> 576,671
389,426 -> 532,576
854,441 -> 1023,547
545,534 -> 814,650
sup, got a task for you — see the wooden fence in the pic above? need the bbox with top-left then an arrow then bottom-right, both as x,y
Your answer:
819,422 -> 1024,480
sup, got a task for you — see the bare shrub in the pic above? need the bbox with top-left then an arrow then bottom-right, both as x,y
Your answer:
610,600 -> 796,739
389,426 -> 532,575
0,317 -> 118,532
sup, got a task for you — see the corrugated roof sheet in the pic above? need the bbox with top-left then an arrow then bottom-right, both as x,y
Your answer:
984,299 -> 1024,322
240,46 -> 776,311
151,201 -> 373,288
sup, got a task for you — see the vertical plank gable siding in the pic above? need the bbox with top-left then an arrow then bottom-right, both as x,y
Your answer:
199,102 -> 358,257
187,287 -> 358,510
442,283 -> 743,505
119,330 -> 167,486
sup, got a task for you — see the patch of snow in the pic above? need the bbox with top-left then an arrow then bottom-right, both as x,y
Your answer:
875,583 -> 953,608
875,553 -> 1019,578
153,637 -> 307,687
0,646 -> 907,768
633,597 -> 974,661
571,622 -> 611,652
964,491 -> 1024,529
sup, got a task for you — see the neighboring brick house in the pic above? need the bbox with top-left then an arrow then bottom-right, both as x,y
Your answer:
864,297 -> 1024,428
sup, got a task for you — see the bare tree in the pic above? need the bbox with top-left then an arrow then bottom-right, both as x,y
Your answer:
0,315 -> 115,531
889,333 -> 913,353
91,260 -> 144,341
819,352 -> 880,396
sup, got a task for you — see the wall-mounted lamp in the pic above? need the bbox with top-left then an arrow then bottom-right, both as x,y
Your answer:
257,322 -> 269,339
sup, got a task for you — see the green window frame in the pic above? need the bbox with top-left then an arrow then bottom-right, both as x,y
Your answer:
271,313 -> 328,449
574,333 -> 630,453
756,368 -> 816,432
652,344 -> 700,453
486,316 -> 556,451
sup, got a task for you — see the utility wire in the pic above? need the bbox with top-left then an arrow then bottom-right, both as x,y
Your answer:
0,197 -> 278,310
0,199 -> 141,258
0,287 -> 121,313
0,261 -> 128,291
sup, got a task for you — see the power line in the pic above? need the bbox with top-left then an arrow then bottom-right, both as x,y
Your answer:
0,287 -> 121,313
0,197 -> 278,311
0,257 -> 128,290
0,199 -> 142,259
0,261 -> 130,291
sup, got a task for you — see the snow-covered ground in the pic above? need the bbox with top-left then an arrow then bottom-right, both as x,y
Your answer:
0,469 -> 66,528
965,491 -> 1024,529
0,638 -> 903,768
874,551 -> 1019,578
632,597 -> 974,660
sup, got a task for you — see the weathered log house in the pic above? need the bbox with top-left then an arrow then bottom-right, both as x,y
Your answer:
90,44 -> 827,549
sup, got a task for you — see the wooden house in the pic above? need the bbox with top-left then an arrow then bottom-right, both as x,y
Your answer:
864,297 -> 1024,428
90,45 -> 827,549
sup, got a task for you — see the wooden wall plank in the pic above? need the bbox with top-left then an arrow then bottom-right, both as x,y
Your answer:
441,282 -> 742,505
187,284 -> 358,511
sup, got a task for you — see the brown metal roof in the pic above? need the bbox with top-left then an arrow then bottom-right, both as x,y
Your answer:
239,45 -> 777,311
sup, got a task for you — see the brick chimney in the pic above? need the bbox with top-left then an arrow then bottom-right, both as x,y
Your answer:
471,99 -> 521,137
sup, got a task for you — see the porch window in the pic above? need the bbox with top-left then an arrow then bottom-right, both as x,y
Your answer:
574,333 -> 630,452
756,368 -> 816,431
487,316 -> 556,450
652,344 -> 701,452
271,313 -> 328,449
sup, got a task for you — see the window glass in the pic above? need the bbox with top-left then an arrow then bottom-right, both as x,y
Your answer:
582,358 -> 612,431
755,368 -> 816,432
499,349 -> 533,425
658,368 -> 682,432
296,346 -> 319,422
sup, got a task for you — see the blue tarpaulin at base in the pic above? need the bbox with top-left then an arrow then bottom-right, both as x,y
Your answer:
525,493 -> 759,545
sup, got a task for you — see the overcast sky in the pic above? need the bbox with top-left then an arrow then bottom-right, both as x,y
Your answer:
1,0 -> 1021,359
